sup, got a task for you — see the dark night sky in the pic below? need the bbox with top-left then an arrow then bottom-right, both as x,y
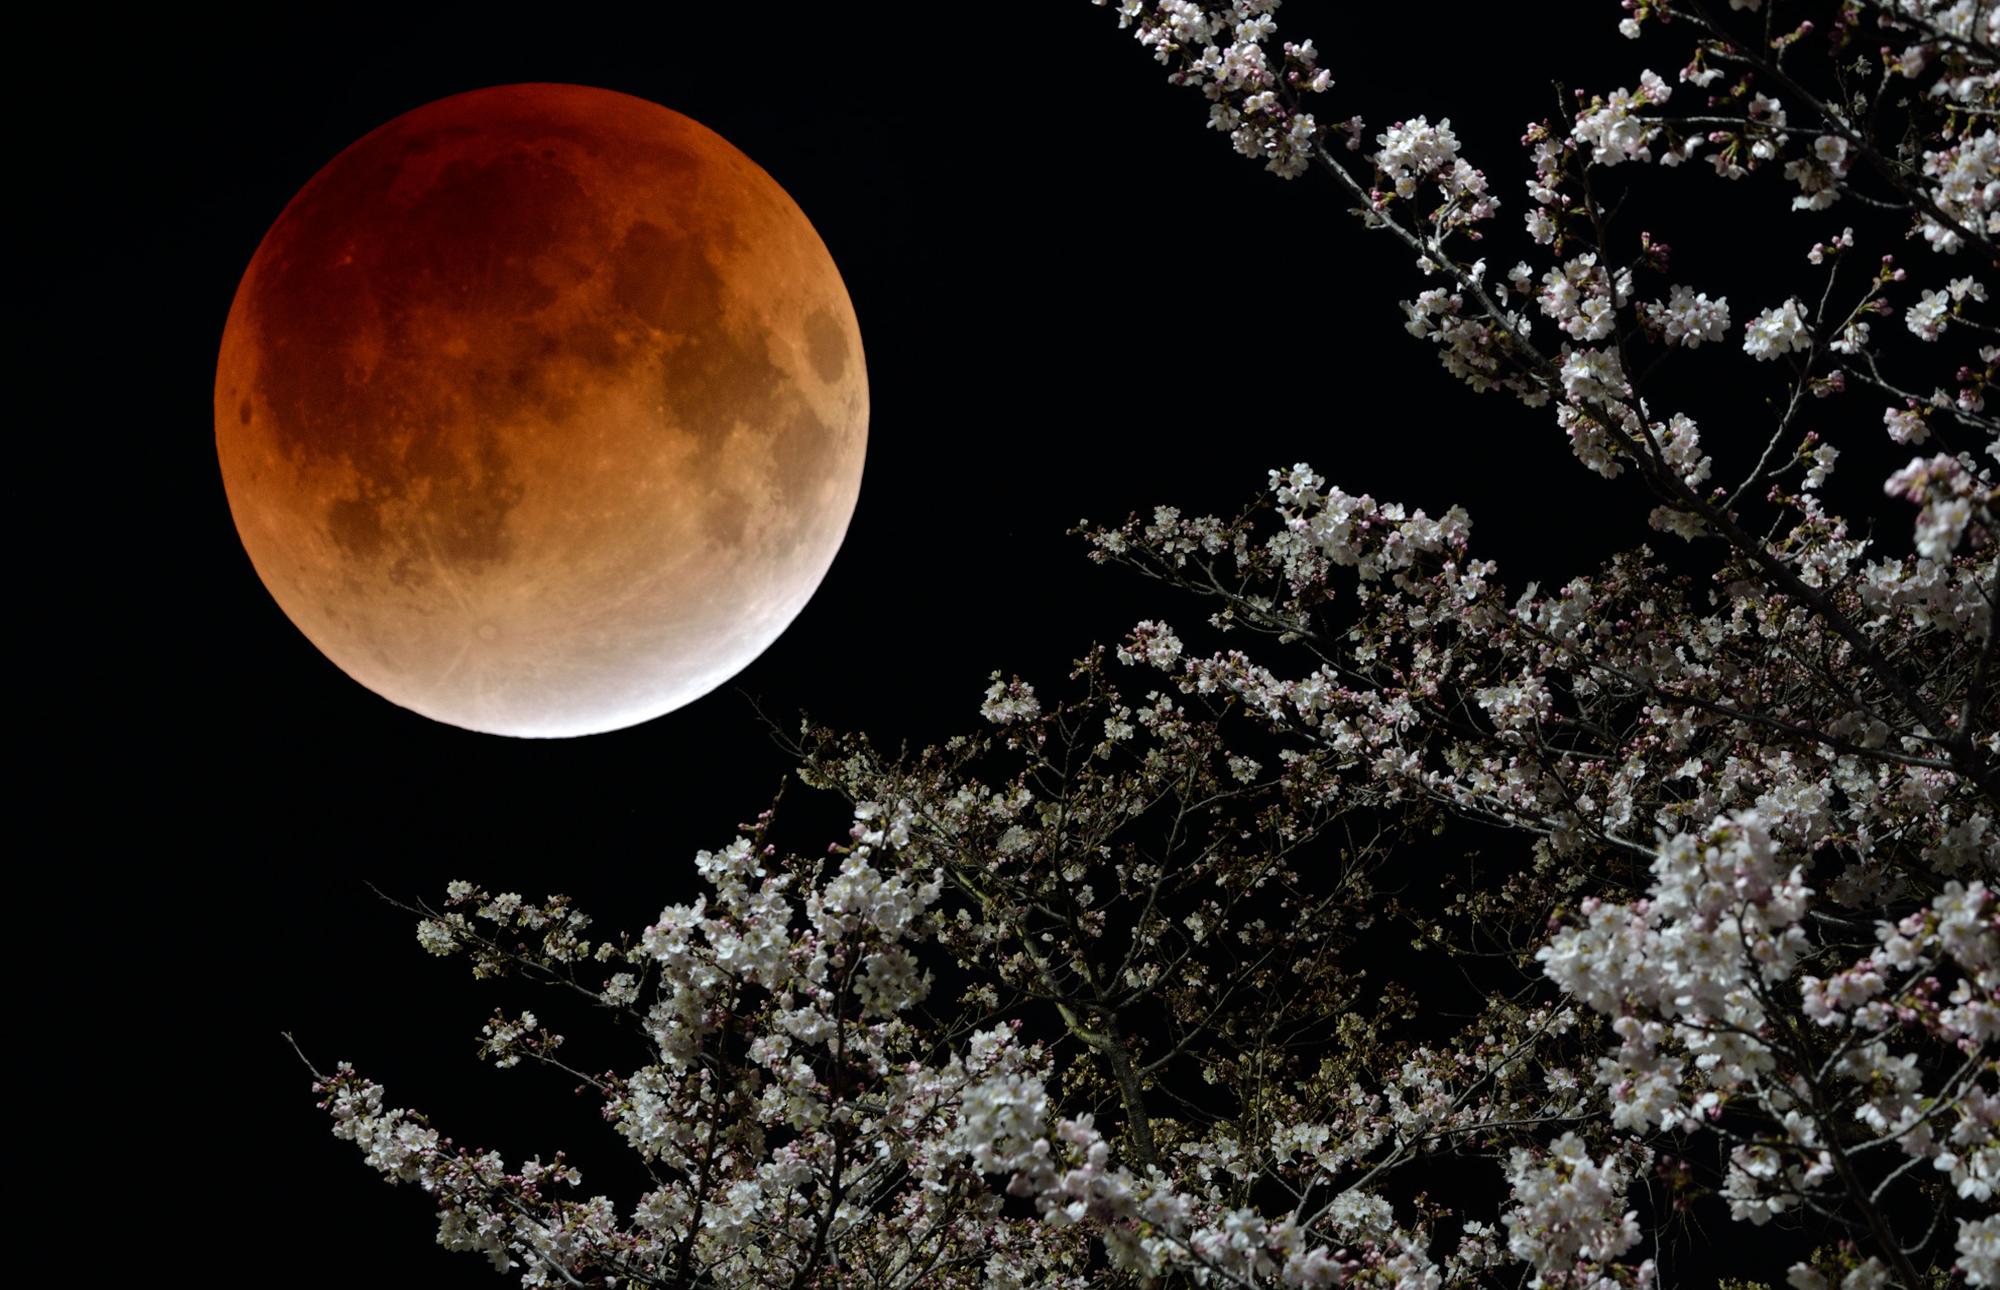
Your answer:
32,5 -> 1659,1282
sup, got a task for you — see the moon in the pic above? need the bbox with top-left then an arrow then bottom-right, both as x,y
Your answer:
214,84 -> 867,737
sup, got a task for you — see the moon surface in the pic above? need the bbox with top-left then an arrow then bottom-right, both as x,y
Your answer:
215,84 -> 867,737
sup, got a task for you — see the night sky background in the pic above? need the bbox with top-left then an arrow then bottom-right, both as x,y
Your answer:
32,4 -> 1708,1282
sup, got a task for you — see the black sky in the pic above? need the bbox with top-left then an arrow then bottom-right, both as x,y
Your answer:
34,5 -> 1651,1282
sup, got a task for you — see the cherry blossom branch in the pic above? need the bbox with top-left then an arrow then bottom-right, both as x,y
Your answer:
1673,0 -> 1999,260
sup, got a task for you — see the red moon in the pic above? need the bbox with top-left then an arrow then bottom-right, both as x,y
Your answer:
214,84 -> 867,737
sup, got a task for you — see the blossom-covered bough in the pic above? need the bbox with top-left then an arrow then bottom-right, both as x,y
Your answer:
304,3 -> 1996,1286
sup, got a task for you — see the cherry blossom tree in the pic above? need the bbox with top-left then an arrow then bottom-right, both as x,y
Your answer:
301,3 -> 1996,1286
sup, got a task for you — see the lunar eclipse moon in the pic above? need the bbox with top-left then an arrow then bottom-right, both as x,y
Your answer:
214,83 -> 867,738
